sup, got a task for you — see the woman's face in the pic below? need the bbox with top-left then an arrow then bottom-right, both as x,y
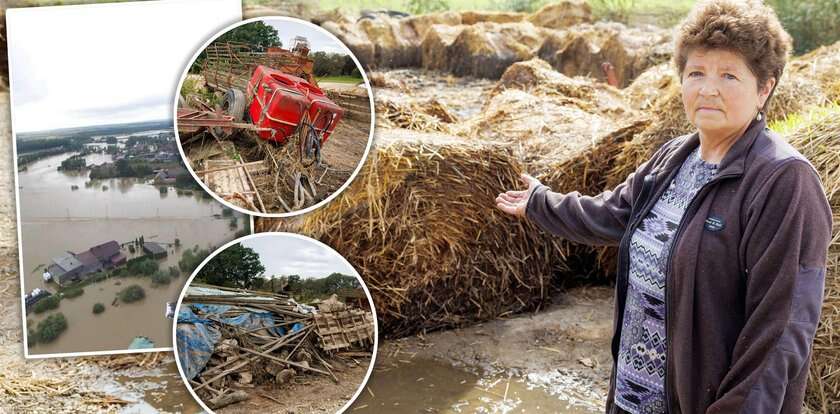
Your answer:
681,48 -> 775,139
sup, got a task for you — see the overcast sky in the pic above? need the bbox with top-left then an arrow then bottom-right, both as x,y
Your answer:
7,0 -> 241,133
242,235 -> 358,279
266,19 -> 350,55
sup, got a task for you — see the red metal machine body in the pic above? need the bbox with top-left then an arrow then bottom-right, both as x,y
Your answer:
246,65 -> 344,144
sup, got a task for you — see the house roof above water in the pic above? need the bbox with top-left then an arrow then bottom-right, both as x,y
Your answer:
51,252 -> 82,272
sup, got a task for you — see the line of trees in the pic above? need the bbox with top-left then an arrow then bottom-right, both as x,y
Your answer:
311,51 -> 362,78
255,273 -> 361,302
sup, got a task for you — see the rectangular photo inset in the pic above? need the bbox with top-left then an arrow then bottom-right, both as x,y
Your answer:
8,0 -> 246,358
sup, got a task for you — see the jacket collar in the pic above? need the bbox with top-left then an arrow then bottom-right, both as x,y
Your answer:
655,117 -> 767,177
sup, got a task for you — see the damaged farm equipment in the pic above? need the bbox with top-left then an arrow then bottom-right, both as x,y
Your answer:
178,41 -> 345,213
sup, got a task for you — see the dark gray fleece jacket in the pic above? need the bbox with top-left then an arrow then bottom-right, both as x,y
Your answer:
526,118 -> 832,413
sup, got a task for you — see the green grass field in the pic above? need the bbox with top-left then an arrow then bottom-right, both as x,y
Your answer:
316,75 -> 365,84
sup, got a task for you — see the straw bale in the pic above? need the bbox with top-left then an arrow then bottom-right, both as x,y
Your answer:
375,96 -> 456,133
527,0 -> 592,30
767,72 -> 829,122
406,11 -> 462,39
623,62 -> 677,111
783,105 -> 840,413
460,10 -> 526,25
357,15 -> 422,68
321,20 -> 375,68
789,41 -> 840,102
421,24 -> 465,72
457,59 -> 633,176
491,58 -> 630,118
537,22 -> 671,88
294,129 -> 564,337
444,22 -> 546,79
311,8 -> 355,25
459,87 -> 618,177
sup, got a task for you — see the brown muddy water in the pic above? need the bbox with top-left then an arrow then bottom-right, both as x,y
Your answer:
352,358 -> 603,414
19,149 -> 248,355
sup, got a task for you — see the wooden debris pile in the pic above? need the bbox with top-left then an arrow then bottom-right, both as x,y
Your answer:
177,285 -> 374,410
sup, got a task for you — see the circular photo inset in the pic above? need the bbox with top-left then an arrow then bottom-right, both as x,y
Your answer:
172,232 -> 378,413
174,16 -> 374,217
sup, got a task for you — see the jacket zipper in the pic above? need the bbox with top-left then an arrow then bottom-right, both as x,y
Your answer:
662,172 -> 738,412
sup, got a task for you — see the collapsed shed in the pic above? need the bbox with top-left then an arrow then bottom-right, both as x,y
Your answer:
177,284 -> 374,410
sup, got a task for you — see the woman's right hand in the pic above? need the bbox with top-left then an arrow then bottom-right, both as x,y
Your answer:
495,173 -> 542,218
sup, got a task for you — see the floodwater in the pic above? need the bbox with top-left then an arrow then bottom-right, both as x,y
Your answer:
352,358 -> 603,414
19,148 -> 248,355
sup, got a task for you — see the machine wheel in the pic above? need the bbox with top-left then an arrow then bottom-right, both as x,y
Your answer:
210,88 -> 246,139
222,88 -> 246,122
297,113 -> 321,168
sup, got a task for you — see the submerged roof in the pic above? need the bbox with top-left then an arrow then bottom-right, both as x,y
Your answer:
51,252 -> 82,272
90,240 -> 121,260
143,242 -> 167,255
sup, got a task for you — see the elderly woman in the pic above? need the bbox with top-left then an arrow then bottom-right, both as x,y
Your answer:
496,1 -> 831,413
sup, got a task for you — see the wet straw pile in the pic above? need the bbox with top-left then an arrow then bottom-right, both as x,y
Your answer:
781,105 -> 840,413
295,129 -> 565,337
177,285 -> 374,410
375,96 -> 457,134
789,40 -> 840,102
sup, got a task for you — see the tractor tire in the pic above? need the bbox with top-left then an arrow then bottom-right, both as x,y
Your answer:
222,88 -> 246,122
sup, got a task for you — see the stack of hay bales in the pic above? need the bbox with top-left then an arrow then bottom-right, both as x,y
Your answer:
356,15 -> 423,68
527,0 -> 592,29
789,40 -> 840,102
781,106 -> 840,413
441,22 -> 547,79
537,21 -> 672,88
461,10 -> 525,25
421,24 -> 465,71
320,19 -> 376,68
316,1 -> 609,76
295,129 -> 564,337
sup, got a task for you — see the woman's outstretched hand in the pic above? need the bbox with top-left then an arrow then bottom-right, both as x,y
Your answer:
495,173 -> 542,218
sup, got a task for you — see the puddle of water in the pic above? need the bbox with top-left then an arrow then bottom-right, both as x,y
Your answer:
351,358 -> 602,414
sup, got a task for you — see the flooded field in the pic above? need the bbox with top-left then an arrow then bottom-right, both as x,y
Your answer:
18,147 -> 248,355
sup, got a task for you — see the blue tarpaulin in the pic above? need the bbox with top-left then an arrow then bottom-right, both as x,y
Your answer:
176,303 -> 289,380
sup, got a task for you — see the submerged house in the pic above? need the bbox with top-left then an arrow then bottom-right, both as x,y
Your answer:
90,240 -> 127,268
142,242 -> 167,259
48,240 -> 127,286
47,253 -> 84,285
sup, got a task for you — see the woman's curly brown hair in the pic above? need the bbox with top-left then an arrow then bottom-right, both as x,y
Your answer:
674,0 -> 792,106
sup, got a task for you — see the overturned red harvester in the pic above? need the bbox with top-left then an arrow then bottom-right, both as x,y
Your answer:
177,41 -> 344,166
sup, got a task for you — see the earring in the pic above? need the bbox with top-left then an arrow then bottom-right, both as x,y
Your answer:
756,111 -> 763,121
